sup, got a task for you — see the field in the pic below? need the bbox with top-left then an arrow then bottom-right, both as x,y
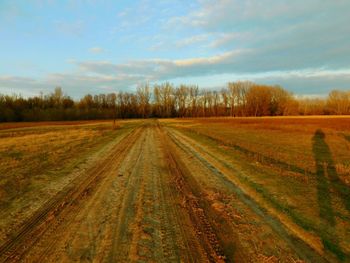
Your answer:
0,117 -> 349,262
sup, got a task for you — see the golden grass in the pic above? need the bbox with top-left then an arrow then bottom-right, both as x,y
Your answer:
0,120 -> 115,130
0,124 -> 113,178
0,120 -> 141,243
161,116 -> 350,260
164,116 -> 350,172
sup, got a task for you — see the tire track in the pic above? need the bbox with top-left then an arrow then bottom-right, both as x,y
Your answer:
158,125 -> 227,263
0,125 -> 143,262
107,123 -> 197,262
28,126 -> 145,262
107,127 -> 148,261
165,126 -> 328,263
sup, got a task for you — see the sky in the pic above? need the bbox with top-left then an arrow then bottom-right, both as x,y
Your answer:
0,0 -> 350,98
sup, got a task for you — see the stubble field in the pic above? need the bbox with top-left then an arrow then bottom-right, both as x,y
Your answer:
0,117 -> 349,262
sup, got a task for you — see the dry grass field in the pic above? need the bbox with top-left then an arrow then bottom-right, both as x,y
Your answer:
162,116 -> 350,262
0,117 -> 349,262
0,120 -> 138,242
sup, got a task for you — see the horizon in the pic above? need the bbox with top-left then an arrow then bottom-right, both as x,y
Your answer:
0,82 -> 331,100
1,1 -> 350,98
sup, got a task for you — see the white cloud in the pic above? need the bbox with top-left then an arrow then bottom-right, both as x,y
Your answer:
0,73 -> 144,98
1,0 -> 350,97
208,32 -> 252,49
0,76 -> 50,96
1,67 -> 350,98
88,47 -> 104,54
73,49 -> 251,81
165,0 -> 350,72
175,34 -> 209,48
173,50 -> 247,67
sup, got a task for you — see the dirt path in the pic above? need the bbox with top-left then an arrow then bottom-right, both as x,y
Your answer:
0,120 -> 330,262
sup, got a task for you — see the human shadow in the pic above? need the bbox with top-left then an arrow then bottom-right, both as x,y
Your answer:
312,129 -> 350,260
313,130 -> 350,213
344,134 -> 350,143
312,129 -> 335,225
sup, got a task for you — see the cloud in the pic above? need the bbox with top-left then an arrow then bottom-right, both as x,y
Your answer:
1,0 -> 349,97
175,34 -> 208,48
66,46 -> 350,91
0,72 -> 144,98
89,47 -> 104,54
251,69 -> 350,95
54,20 -> 85,36
167,68 -> 350,95
46,73 -> 143,92
0,76 -> 50,96
3,51 -> 349,98
166,0 -> 350,72
73,49 -> 251,81
1,67 -> 349,98
208,32 -> 252,49
170,0 -> 347,29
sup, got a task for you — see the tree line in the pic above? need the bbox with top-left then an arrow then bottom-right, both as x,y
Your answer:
0,82 -> 349,121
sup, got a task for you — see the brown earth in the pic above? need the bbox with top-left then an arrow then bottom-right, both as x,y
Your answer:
0,119 -> 337,262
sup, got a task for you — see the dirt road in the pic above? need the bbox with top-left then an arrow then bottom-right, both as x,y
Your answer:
0,120 -> 328,262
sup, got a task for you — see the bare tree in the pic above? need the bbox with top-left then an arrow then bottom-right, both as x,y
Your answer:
176,85 -> 189,117
327,90 -> 350,115
189,85 -> 199,117
246,85 -> 272,116
137,84 -> 151,118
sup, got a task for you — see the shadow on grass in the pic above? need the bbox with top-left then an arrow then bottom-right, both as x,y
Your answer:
312,130 -> 336,225
312,129 -> 348,261
315,131 -> 350,212
344,134 -> 350,143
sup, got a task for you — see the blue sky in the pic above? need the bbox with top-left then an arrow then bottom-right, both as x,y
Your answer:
0,0 -> 349,98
